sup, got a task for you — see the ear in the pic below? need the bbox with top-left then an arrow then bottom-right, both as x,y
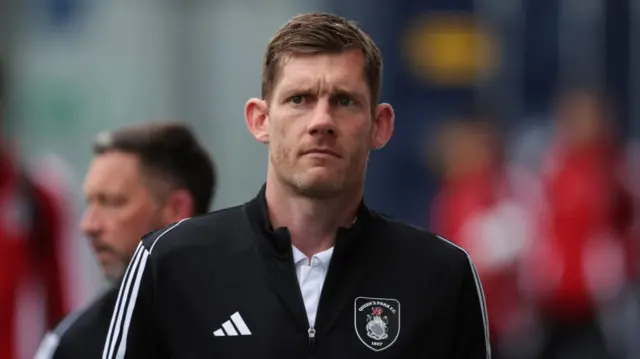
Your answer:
244,98 -> 270,144
370,103 -> 395,150
161,189 -> 195,224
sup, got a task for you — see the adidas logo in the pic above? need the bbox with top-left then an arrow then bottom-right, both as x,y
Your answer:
213,312 -> 252,337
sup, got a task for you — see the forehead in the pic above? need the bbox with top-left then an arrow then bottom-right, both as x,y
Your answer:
274,50 -> 369,97
83,151 -> 144,194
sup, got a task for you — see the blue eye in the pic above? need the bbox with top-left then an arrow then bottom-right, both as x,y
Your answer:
337,96 -> 353,107
290,96 -> 304,104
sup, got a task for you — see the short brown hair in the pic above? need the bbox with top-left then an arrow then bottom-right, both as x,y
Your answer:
93,122 -> 216,215
262,12 -> 383,107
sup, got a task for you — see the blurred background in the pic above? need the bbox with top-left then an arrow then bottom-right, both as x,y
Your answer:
1,0 -> 639,358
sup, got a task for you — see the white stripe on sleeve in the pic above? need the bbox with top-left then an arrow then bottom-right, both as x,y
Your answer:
115,250 -> 149,358
436,235 -> 491,359
102,220 -> 187,359
103,245 -> 145,359
103,242 -> 143,358
33,332 -> 60,359
33,309 -> 84,359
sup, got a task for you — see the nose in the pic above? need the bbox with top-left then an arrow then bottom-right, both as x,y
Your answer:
80,205 -> 102,239
307,99 -> 337,136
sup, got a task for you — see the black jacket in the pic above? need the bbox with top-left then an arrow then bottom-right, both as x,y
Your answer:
102,186 -> 490,358
34,285 -> 119,359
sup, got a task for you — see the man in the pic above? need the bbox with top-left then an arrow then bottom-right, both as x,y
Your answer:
103,12 -> 489,358
522,87 -> 636,359
34,122 -> 216,359
0,59 -> 69,359
430,114 -> 531,359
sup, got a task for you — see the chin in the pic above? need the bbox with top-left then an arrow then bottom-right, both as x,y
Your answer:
103,265 -> 126,284
291,175 -> 345,199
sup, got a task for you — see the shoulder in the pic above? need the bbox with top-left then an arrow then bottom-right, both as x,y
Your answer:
49,309 -> 84,340
139,204 -> 248,258
370,211 -> 470,268
58,286 -> 118,338
36,286 -> 115,358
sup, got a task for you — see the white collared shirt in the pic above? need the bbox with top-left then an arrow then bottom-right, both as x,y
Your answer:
292,245 -> 334,328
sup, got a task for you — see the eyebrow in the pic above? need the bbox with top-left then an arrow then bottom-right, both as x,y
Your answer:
280,84 -> 368,103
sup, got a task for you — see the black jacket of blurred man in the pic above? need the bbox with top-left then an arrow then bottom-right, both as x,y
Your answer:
33,122 -> 216,359
101,13 -> 490,359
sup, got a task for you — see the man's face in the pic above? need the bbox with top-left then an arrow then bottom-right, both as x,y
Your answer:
81,151 -> 165,281
556,92 -> 608,146
265,50 -> 377,198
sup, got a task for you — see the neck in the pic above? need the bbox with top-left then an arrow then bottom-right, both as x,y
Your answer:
265,175 -> 362,258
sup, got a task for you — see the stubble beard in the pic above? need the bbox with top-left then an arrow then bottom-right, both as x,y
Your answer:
104,212 -> 166,284
272,150 -> 371,200
290,170 -> 345,199
270,145 -> 343,199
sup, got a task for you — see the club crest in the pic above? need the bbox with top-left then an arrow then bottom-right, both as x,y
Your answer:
354,296 -> 400,352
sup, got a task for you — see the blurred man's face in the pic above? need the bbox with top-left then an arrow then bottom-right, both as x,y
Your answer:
81,151 -> 165,281
261,50 -> 392,198
556,91 -> 609,146
438,122 -> 495,178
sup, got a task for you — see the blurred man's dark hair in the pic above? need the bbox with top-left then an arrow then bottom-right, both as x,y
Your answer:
93,122 -> 216,215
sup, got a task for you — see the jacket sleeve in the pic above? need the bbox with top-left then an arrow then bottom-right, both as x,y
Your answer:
33,310 -> 82,359
102,242 -> 164,359
33,331 -> 62,359
451,254 -> 491,359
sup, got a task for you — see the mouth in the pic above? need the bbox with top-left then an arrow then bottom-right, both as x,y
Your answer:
91,242 -> 114,257
95,247 -> 113,258
302,148 -> 341,158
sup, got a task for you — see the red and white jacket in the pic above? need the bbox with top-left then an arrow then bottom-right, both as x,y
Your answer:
522,143 -> 637,321
0,151 -> 71,359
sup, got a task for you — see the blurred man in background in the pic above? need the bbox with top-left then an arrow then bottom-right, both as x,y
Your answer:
521,86 -> 637,359
429,112 -> 532,359
34,122 -> 217,359
0,60 -> 70,359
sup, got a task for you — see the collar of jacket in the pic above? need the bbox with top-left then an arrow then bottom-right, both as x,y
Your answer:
244,183 -> 372,260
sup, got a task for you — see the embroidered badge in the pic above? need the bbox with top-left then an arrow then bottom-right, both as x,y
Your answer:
354,296 -> 400,352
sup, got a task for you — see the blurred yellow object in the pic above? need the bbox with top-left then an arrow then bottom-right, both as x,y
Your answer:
402,12 -> 499,86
